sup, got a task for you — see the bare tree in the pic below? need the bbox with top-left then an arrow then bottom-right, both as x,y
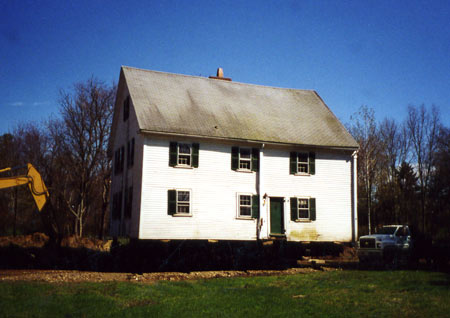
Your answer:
0,133 -> 20,235
430,127 -> 450,242
349,106 -> 382,234
406,104 -> 440,234
377,118 -> 410,223
379,118 -> 410,177
58,78 -> 115,237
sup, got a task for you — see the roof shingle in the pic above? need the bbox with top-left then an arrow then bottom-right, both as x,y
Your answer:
121,66 -> 358,149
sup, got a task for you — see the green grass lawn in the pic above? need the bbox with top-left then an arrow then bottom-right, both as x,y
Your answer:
0,270 -> 449,318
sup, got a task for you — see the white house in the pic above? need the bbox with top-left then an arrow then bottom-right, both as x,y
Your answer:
108,66 -> 359,243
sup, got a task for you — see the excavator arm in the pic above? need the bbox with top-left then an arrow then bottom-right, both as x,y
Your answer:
0,164 -> 49,211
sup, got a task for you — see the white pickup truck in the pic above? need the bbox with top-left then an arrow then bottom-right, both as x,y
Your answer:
358,225 -> 413,265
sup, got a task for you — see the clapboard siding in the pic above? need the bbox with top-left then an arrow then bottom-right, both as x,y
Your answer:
139,137 -> 258,240
260,148 -> 352,242
135,136 -> 353,242
110,83 -> 142,237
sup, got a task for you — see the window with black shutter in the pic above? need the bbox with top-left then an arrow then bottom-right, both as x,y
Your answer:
289,151 -> 315,175
231,147 -> 259,172
124,187 -> 133,218
169,142 -> 199,168
123,95 -> 130,121
290,197 -> 316,221
237,194 -> 259,219
127,138 -> 135,168
114,146 -> 125,175
168,189 -> 191,216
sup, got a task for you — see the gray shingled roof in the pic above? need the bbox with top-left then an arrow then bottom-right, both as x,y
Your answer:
120,66 -> 358,149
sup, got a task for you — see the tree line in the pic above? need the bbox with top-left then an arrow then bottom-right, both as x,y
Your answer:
348,105 -> 449,243
0,78 -> 115,239
0,77 -> 449,244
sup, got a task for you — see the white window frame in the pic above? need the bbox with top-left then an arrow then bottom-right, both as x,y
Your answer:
236,193 -> 253,219
297,197 -> 310,220
297,152 -> 309,174
238,148 -> 252,171
175,189 -> 191,216
177,143 -> 192,167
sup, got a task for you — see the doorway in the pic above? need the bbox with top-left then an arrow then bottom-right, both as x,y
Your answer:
270,197 -> 284,235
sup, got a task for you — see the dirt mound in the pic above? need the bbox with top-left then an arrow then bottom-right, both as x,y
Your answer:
0,233 -> 111,251
60,236 -> 112,252
339,245 -> 358,260
0,233 -> 49,248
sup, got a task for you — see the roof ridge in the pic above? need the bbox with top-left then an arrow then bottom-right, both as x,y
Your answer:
121,65 -> 316,93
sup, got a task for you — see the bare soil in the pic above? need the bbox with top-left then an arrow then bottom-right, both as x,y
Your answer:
0,267 -> 336,283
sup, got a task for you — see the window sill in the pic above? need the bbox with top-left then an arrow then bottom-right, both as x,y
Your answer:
236,216 -> 255,220
294,172 -> 311,176
174,165 -> 194,169
293,219 -> 313,223
235,169 -> 254,173
172,213 -> 193,217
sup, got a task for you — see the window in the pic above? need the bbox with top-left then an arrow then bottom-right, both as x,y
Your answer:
168,189 -> 191,215
169,142 -> 199,168
124,186 -> 133,218
123,95 -> 130,121
127,138 -> 135,168
239,148 -> 251,170
297,152 -> 308,173
239,195 -> 252,217
237,194 -> 259,218
290,151 -> 315,175
298,198 -> 309,219
178,143 -> 191,166
290,197 -> 316,221
177,191 -> 190,214
114,146 -> 125,175
231,147 -> 259,172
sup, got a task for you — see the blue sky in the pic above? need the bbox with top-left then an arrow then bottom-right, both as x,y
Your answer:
1,0 -> 449,134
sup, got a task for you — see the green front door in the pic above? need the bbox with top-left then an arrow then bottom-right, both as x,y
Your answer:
270,197 -> 284,235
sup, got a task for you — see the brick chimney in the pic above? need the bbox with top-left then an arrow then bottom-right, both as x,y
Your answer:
209,67 -> 232,81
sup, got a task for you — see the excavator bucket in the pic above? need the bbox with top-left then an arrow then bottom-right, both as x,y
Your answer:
26,164 -> 49,212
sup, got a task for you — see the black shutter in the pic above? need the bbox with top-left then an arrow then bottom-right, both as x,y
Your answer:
290,152 -> 297,174
126,141 -> 130,168
169,142 -> 178,167
310,198 -> 316,221
114,150 -> 118,175
251,148 -> 259,172
290,197 -> 297,221
123,95 -> 130,121
125,187 -> 133,218
120,146 -> 125,173
130,138 -> 135,167
309,152 -> 315,175
168,190 -> 177,215
118,190 -> 123,220
251,195 -> 259,218
124,188 -> 128,217
231,147 -> 239,170
192,143 -> 199,168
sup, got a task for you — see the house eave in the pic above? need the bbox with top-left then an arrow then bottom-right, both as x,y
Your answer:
139,129 -> 359,152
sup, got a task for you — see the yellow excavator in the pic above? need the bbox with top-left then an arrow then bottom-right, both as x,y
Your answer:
0,163 -> 49,211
